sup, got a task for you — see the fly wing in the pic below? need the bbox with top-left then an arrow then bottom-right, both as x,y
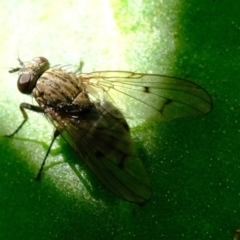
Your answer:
80,71 -> 212,126
46,102 -> 152,203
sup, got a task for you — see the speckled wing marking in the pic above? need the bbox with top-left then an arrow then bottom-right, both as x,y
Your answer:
80,71 -> 212,126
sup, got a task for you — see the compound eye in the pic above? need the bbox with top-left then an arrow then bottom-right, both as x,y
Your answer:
38,56 -> 48,64
17,74 -> 32,94
33,56 -> 50,72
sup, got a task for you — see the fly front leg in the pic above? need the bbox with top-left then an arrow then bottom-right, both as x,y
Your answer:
5,102 -> 44,137
36,129 -> 60,181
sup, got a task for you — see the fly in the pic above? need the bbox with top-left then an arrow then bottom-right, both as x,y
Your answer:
6,57 -> 213,203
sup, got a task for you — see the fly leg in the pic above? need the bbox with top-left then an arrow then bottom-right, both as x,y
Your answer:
5,102 -> 60,181
5,102 -> 44,137
36,130 -> 60,181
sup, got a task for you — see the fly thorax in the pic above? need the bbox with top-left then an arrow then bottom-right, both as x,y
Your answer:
32,68 -> 85,108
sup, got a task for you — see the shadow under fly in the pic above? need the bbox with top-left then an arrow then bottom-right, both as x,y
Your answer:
5,56 -> 213,203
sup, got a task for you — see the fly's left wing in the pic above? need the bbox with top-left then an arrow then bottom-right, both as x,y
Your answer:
46,101 -> 152,203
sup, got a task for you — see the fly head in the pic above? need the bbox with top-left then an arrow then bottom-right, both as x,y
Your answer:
15,57 -> 50,94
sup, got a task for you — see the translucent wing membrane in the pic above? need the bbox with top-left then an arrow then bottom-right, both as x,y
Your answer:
80,71 -> 212,126
46,102 -> 152,203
